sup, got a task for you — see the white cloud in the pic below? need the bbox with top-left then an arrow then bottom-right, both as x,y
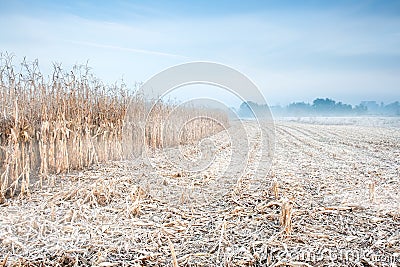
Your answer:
67,40 -> 189,58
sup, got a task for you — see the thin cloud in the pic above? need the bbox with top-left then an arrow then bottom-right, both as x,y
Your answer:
68,40 -> 189,59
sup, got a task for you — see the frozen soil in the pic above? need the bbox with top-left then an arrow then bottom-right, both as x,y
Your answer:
1,120 -> 399,266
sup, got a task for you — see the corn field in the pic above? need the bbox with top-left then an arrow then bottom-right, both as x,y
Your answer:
0,55 -> 227,201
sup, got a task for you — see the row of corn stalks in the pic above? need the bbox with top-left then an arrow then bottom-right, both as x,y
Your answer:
0,54 -> 228,200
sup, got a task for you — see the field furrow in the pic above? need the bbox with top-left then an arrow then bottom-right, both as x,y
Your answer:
1,120 -> 399,266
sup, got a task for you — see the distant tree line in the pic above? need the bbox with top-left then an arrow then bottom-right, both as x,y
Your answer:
238,98 -> 400,117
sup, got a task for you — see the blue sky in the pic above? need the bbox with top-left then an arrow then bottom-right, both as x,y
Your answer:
0,0 -> 399,106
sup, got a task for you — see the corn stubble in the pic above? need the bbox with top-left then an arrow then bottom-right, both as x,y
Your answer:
280,198 -> 293,235
0,55 -> 227,200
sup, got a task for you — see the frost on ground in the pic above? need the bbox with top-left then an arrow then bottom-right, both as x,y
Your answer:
278,116 -> 400,128
0,119 -> 399,266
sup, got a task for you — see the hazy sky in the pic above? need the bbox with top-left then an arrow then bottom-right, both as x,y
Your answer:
0,0 -> 399,107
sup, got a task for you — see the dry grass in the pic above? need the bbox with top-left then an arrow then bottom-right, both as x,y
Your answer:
0,54 -> 227,199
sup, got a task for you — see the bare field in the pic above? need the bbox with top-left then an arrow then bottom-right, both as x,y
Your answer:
1,120 -> 399,266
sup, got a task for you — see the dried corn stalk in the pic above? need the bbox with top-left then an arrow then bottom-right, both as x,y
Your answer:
280,199 -> 293,234
272,178 -> 279,199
